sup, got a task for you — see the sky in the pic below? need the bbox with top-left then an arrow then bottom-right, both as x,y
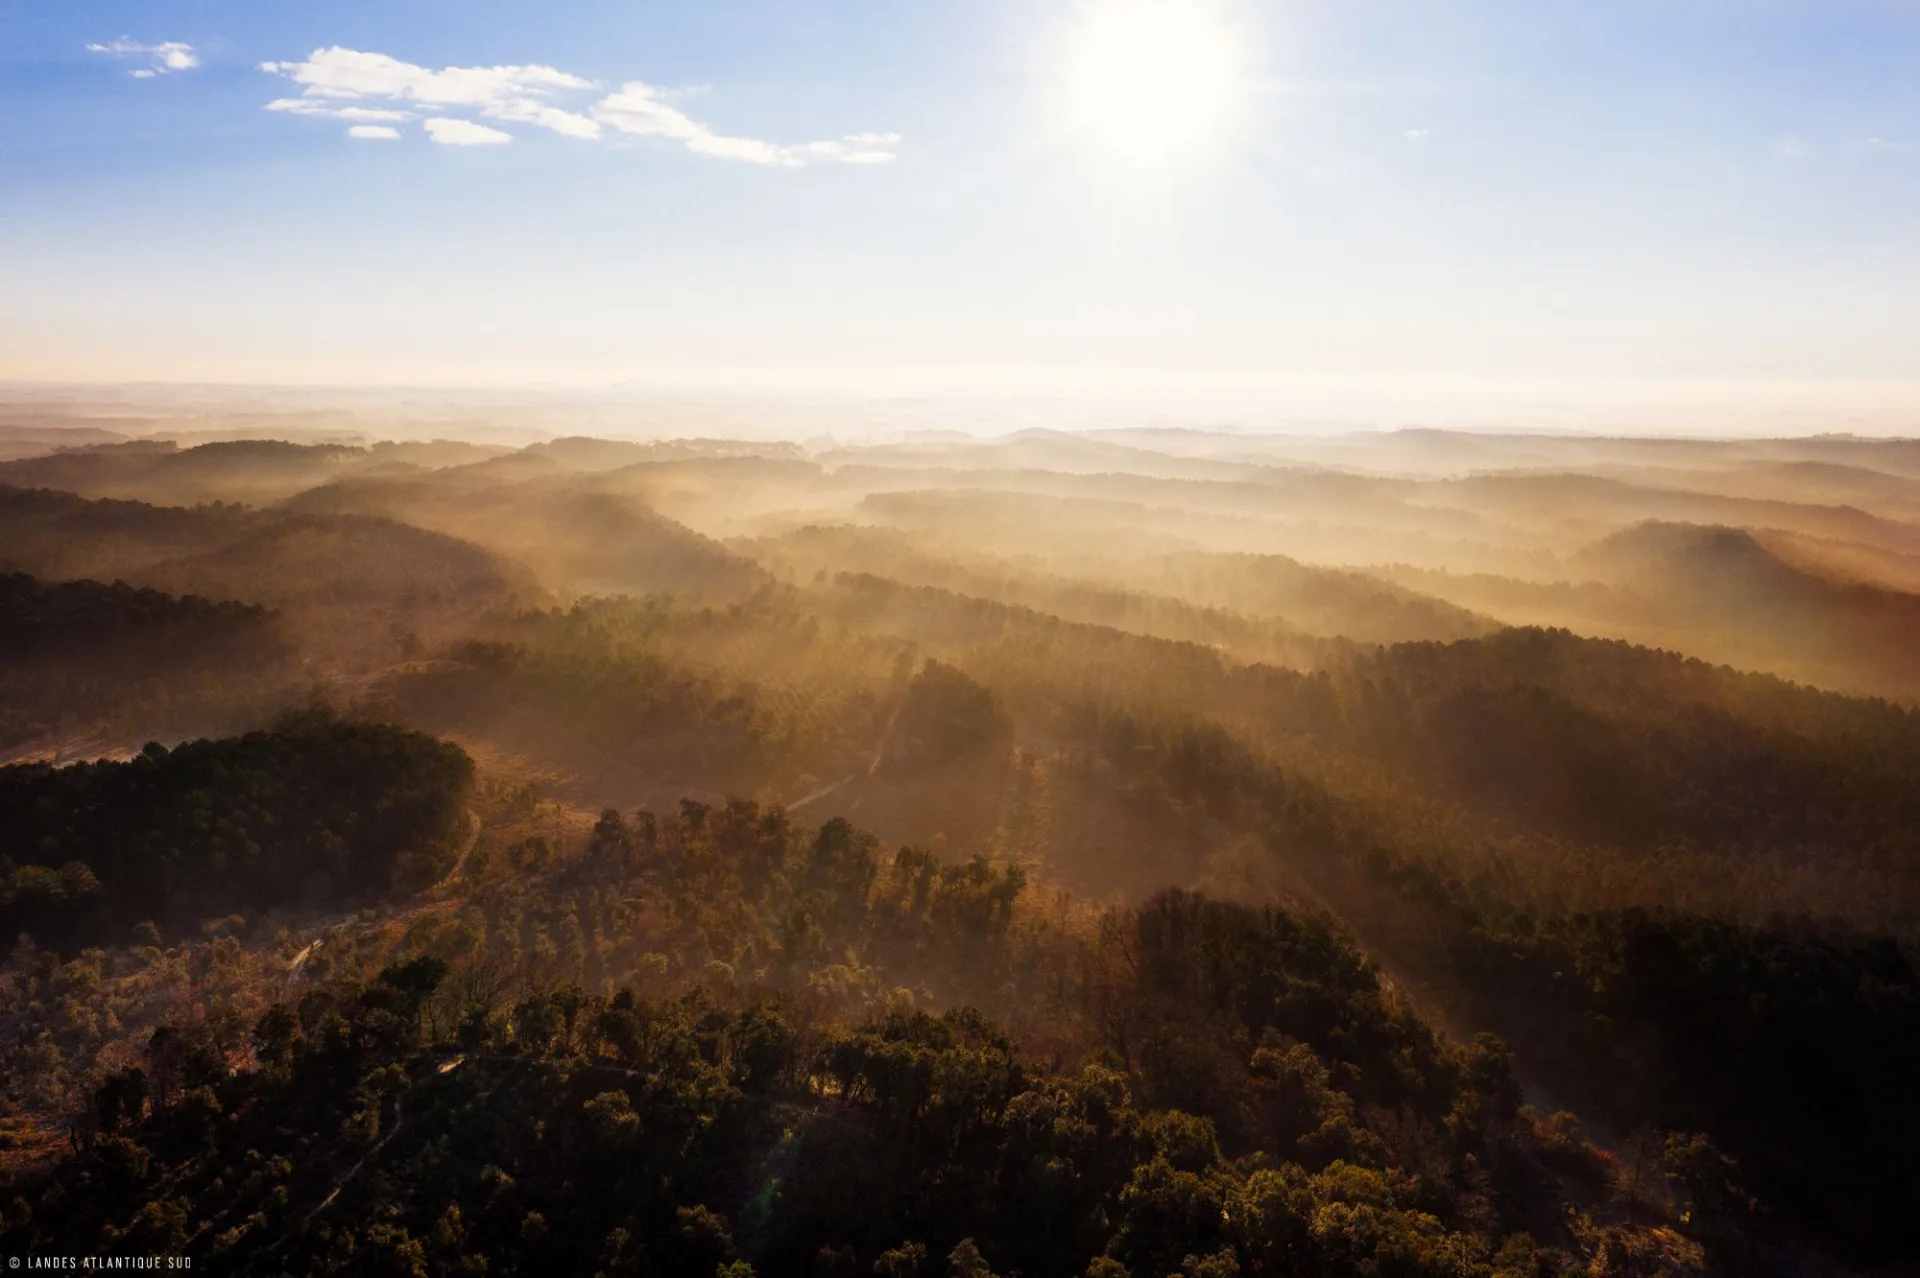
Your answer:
3,0 -> 1919,423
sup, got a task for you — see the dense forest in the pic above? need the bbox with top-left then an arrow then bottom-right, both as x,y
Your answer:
0,714 -> 474,948
2,423 -> 1918,1274
0,573 -> 274,662
2,799 -> 1708,1276
0,572 -> 289,752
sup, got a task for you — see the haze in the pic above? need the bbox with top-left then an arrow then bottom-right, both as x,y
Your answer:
3,0 -> 1920,405
4,4 -> 1920,1276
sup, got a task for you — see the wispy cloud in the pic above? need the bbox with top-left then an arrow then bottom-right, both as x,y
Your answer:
423,117 -> 514,147
593,82 -> 898,166
266,98 -> 412,123
258,47 -> 898,165
1406,128 -> 1430,142
88,38 -> 198,78
261,47 -> 597,139
347,125 -> 402,141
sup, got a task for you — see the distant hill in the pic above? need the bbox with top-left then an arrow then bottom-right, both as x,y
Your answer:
0,484 -> 256,581
0,421 -> 131,462
738,524 -> 1331,667
1446,472 -> 1920,559
0,439 -> 366,505
284,473 -> 769,601
137,513 -> 538,610
0,436 -> 511,504
1145,549 -> 1494,645
1575,520 -> 1920,694
0,485 -> 536,611
1371,520 -> 1920,699
1328,625 -> 1920,855
1575,519 -> 1798,587
528,435 -> 806,470
851,489 -> 1491,644
816,427 -> 1251,480
1758,526 -> 1920,594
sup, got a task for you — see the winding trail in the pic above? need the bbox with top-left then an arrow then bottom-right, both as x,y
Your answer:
248,1095 -> 407,1268
788,661 -> 913,812
283,806 -> 480,990
303,1094 -> 405,1225
439,807 -> 483,886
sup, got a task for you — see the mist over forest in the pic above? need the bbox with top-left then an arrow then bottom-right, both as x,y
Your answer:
2,392 -> 1919,1277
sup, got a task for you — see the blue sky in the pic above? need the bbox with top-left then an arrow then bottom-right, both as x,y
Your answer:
3,0 -> 1918,405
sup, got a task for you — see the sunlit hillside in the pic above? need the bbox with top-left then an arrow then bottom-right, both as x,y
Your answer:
1,410 -> 1917,1275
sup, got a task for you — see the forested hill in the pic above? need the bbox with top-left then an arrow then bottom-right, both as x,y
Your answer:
0,572 -> 274,660
1320,627 -> 1920,859
1,797 -> 1712,1277
5,425 -> 1920,1272
0,572 -> 291,752
282,475 -> 771,601
0,485 -> 256,581
0,716 -> 474,949
0,440 -> 370,506
0,485 -> 540,615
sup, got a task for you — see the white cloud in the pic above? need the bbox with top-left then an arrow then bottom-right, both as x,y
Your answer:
347,125 -> 402,141
88,38 -> 198,77
260,47 -> 588,106
593,80 -> 900,166
1406,128 -> 1430,142
803,139 -> 899,165
424,117 -> 513,147
689,134 -> 789,165
262,47 -> 597,139
256,46 -> 898,164
266,98 -> 412,122
589,83 -> 707,141
483,98 -> 601,140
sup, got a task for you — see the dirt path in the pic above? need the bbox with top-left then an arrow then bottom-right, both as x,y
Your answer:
789,661 -> 914,811
439,807 -> 483,885
303,1094 -> 405,1225
786,774 -> 853,811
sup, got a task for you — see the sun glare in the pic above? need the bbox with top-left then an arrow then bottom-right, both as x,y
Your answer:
1064,0 -> 1241,162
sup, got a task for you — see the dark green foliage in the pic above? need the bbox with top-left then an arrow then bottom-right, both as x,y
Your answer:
1,878 -> 1585,1277
13,441 -> 1920,1276
467,799 -> 1031,1014
1328,628 -> 1920,858
381,593 -> 892,799
0,715 -> 474,949
1450,907 -> 1920,1261
1115,891 -> 1456,1132
396,638 -> 784,790
1073,681 -> 1920,1263
0,572 -> 274,661
0,484 -> 255,582
889,661 -> 1011,770
0,572 -> 288,748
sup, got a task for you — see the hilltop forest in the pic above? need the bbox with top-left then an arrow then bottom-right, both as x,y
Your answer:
2,418 -> 1919,1276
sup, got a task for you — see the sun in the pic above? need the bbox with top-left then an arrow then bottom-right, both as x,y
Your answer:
1063,0 -> 1242,162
